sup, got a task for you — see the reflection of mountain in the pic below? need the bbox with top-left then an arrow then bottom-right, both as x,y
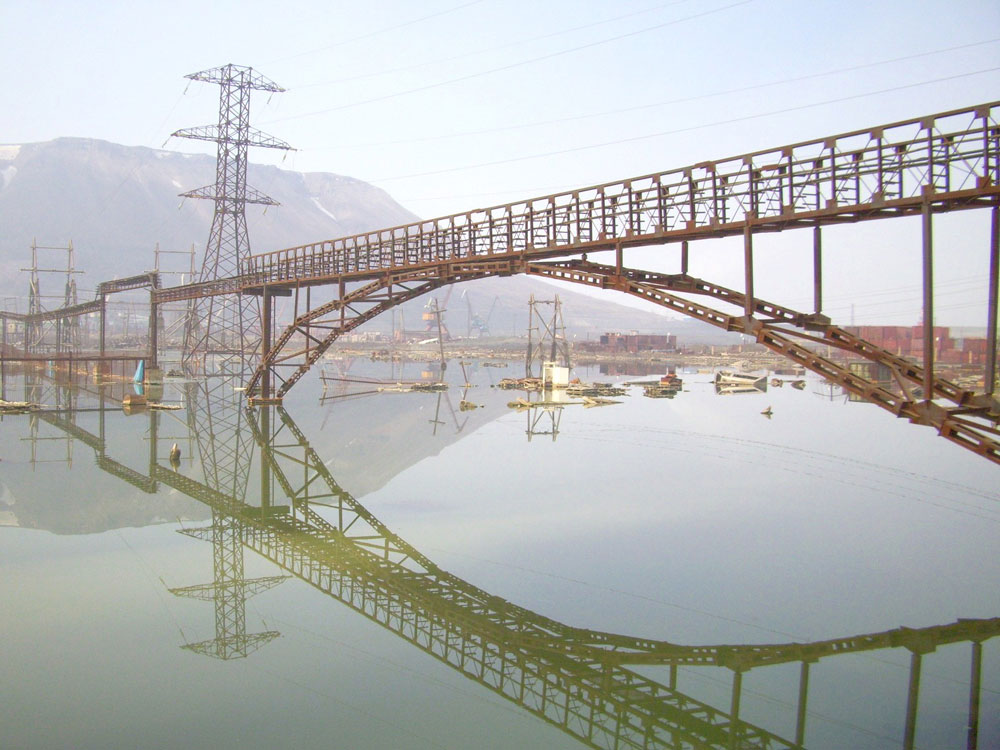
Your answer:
1,362 -> 521,533
0,402 -> 208,534
3,473 -> 207,534
307,363 -> 517,499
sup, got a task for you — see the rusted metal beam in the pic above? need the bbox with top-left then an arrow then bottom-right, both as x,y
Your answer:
923,200 -> 934,402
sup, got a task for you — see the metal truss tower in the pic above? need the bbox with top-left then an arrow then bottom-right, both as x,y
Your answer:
22,240 -> 82,352
525,294 -> 570,378
173,64 -> 291,366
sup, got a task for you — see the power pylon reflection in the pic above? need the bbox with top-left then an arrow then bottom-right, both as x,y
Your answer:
169,516 -> 285,660
169,367 -> 287,660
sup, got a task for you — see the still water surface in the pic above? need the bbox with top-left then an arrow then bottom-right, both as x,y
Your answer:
1,359 -> 997,749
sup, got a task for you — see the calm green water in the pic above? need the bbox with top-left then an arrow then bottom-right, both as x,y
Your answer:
1,358 -> 997,750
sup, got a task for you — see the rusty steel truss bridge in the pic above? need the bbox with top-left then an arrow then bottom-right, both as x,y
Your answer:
3,101 -> 1000,464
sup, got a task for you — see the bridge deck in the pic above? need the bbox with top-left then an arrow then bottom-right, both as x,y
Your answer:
224,101 -> 999,290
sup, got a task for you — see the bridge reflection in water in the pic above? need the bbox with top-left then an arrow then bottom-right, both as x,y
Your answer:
26,373 -> 996,750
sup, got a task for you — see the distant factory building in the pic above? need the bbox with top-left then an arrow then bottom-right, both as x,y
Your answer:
593,332 -> 677,353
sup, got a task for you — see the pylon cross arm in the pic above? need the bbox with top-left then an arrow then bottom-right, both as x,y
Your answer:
185,64 -> 285,93
171,125 -> 292,152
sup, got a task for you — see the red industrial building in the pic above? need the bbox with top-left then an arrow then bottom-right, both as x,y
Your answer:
842,326 -> 991,365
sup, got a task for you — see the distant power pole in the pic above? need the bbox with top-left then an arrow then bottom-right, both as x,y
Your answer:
174,64 -> 292,368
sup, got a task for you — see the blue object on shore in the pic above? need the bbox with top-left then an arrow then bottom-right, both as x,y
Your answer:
133,360 -> 144,383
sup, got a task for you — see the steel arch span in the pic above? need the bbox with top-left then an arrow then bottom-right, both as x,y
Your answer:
145,100 -> 1000,464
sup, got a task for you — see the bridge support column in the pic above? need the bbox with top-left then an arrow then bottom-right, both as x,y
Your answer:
813,226 -> 823,314
148,296 -> 159,369
795,660 -> 811,746
728,669 -> 743,750
680,240 -> 689,275
903,650 -> 923,750
743,224 -> 754,318
261,288 -> 272,400
99,294 -> 106,359
986,206 -> 998,396
149,410 -> 158,475
967,640 -> 982,750
922,201 -> 934,401
260,406 -> 272,510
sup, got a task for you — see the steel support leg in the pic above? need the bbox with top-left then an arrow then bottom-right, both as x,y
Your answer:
986,206 -> 998,396
813,226 -> 823,314
260,406 -> 271,510
743,225 -> 754,318
149,298 -> 158,369
149,410 -> 158,475
903,651 -> 923,750
967,641 -> 982,750
795,661 -> 811,746
261,289 -> 272,400
1,317 -> 6,400
669,663 -> 677,690
99,295 -> 106,359
681,240 -> 689,276
729,670 -> 743,750
922,202 -> 934,400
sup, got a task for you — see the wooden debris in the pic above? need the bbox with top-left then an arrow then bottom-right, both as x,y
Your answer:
0,399 -> 40,413
582,396 -> 621,407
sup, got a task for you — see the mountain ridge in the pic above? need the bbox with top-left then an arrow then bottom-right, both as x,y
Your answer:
0,136 -> 730,340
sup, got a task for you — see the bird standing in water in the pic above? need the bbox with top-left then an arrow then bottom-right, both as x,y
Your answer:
169,442 -> 181,466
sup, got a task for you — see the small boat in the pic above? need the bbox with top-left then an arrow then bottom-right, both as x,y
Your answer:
715,383 -> 767,396
715,370 -> 767,388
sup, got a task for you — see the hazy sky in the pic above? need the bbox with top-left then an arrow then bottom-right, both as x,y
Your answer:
2,0 -> 999,324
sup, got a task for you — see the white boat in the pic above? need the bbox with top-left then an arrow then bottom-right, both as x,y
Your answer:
715,382 -> 767,396
714,370 -> 767,388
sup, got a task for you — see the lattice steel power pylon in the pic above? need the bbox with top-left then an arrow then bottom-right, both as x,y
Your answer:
173,64 -> 292,367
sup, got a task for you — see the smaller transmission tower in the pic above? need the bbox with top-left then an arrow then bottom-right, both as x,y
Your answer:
21,239 -> 83,353
173,64 -> 292,367
525,294 -> 570,378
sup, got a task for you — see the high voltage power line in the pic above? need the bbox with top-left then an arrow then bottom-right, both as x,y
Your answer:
292,0 -> 697,89
262,0 -> 755,125
359,67 -> 999,184
305,37 -> 1000,151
